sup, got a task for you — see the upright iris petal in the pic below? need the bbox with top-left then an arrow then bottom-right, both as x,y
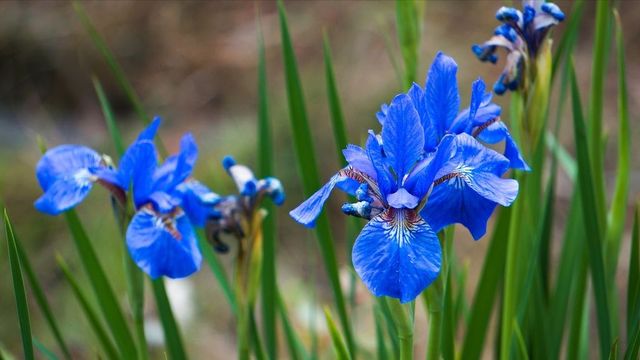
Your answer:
426,52 -> 461,140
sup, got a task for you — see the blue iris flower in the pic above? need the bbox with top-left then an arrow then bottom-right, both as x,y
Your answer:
472,0 -> 564,94
35,117 -> 204,279
378,52 -> 530,171
291,92 -> 518,302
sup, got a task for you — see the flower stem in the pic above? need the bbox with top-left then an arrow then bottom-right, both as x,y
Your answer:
424,230 -> 447,360
386,297 -> 414,360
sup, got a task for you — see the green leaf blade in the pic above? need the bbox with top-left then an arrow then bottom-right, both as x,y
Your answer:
152,278 -> 188,360
5,210 -> 35,360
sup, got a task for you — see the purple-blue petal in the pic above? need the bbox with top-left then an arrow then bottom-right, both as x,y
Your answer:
366,131 -> 395,199
177,180 -> 221,227
387,188 -> 419,210
425,52 -> 461,139
407,83 -> 438,152
289,173 -> 346,227
403,134 -> 457,200
476,121 -> 530,171
34,174 -> 94,215
343,144 -> 377,180
126,209 -> 202,279
36,145 -> 102,191
352,209 -> 441,303
137,116 -> 162,141
381,94 -> 424,181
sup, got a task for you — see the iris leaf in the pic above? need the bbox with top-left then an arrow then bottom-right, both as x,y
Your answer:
63,210 -> 138,360
277,2 -> 355,357
628,203 -> 640,343
15,228 -> 72,360
324,307 -> 352,360
56,255 -> 120,360
395,0 -> 422,90
151,278 -> 188,360
197,232 -> 237,315
459,207 -> 511,360
256,12 -> 278,360
5,210 -> 35,360
33,337 -> 61,360
278,291 -> 311,360
604,8 -> 630,285
570,60 -> 612,359
93,77 -> 125,158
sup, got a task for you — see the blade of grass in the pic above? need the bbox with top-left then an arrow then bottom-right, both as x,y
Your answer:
324,307 -> 352,360
64,210 -> 138,360
570,60 -> 612,359
277,2 -> 355,357
93,77 -> 125,157
151,278 -> 188,360
545,132 -> 576,182
256,12 -> 278,360
625,318 -> 640,360
15,234 -> 72,360
278,291 -> 311,360
72,0 -> 167,157
513,320 -> 530,360
628,203 -> 640,340
33,337 -> 61,360
94,76 -> 149,360
604,8 -> 630,283
56,255 -> 120,360
5,210 -> 35,360
395,0 -> 421,90
587,0 -> 611,228
609,338 -> 620,360
374,304 -> 389,360
377,16 -> 404,89
459,207 -> 511,360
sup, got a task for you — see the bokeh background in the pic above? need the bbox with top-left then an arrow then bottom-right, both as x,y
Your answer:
1,1 -> 639,358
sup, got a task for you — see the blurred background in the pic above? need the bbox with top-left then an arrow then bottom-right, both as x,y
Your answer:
0,1 -> 639,358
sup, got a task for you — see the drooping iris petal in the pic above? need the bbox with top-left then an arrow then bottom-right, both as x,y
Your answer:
257,177 -> 286,206
343,144 -> 377,180
425,52 -> 461,139
34,170 -> 96,215
421,178 -> 499,240
476,121 -> 531,171
423,134 -> 519,239
36,145 -> 102,190
352,208 -> 441,303
223,156 -> 258,196
366,131 -> 395,199
178,180 -> 221,227
382,94 -> 425,182
126,208 -> 202,279
34,145 -> 104,215
289,173 -> 347,227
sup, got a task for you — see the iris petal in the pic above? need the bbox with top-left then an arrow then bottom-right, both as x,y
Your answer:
366,132 -> 395,199
178,180 -> 221,227
34,172 -> 95,215
425,52 -> 461,139
404,134 -> 456,200
289,173 -> 346,227
476,121 -> 531,171
352,208 -> 441,303
137,116 -> 162,141
382,94 -> 424,182
126,209 -> 202,279
407,83 -> 438,152
342,144 -> 377,180
36,145 -> 102,190
126,141 -> 160,208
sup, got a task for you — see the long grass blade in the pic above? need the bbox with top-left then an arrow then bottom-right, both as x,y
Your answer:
570,60 -> 612,359
513,320 -> 530,360
395,0 -> 421,90
278,292 -> 310,360
256,12 -> 278,360
277,2 -> 355,357
459,207 -> 511,360
33,337 -> 61,360
92,77 -> 125,158
5,210 -> 35,360
324,307 -> 352,360
587,0 -> 611,227
609,338 -> 620,360
604,8 -> 630,282
63,210 -> 138,360
151,278 -> 188,360
628,202 -> 640,344
15,233 -> 72,360
56,255 -> 120,360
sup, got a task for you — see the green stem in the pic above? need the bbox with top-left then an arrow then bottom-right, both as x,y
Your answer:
386,297 -> 414,360
236,256 -> 250,360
